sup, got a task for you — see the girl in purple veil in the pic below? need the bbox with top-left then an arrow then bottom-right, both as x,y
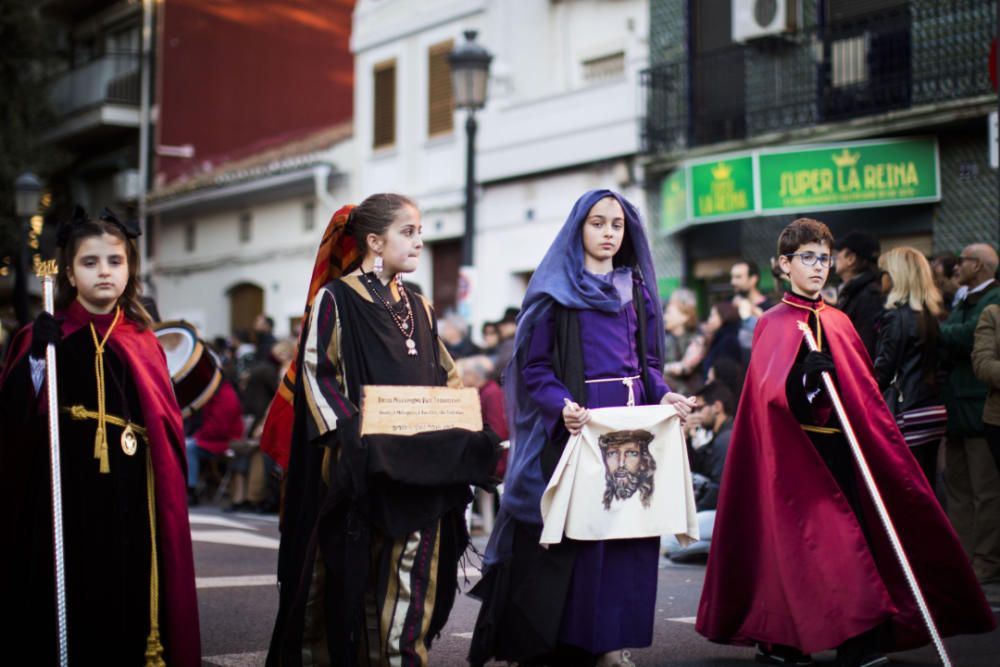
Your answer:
469,189 -> 694,666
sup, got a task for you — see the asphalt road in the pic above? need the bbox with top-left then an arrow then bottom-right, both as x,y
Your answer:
191,506 -> 1000,666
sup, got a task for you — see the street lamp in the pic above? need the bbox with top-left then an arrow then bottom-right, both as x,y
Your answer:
13,172 -> 43,326
449,30 -> 492,269
15,172 -> 43,218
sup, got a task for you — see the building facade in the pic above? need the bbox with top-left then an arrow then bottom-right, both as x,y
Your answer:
147,0 -> 356,340
147,125 -> 353,339
643,0 -> 998,303
352,0 -> 651,337
40,0 -> 147,215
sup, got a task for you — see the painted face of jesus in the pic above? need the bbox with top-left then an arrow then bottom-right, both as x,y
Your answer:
604,439 -> 642,501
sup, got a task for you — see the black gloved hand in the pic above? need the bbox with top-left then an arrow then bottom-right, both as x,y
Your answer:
30,312 -> 61,359
802,349 -> 836,391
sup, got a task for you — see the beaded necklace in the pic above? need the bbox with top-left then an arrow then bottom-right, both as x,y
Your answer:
362,272 -> 418,356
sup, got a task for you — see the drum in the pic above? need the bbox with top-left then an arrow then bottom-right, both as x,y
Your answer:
153,320 -> 222,418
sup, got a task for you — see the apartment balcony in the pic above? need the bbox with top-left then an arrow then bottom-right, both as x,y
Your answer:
642,1 -> 995,156
43,52 -> 142,149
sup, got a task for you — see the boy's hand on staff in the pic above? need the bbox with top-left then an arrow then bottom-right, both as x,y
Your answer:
562,398 -> 590,436
803,350 -> 836,391
30,312 -> 62,360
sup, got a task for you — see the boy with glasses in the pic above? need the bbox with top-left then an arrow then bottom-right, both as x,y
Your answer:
696,218 -> 994,667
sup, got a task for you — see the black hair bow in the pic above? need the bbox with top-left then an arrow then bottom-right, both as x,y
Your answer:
56,205 -> 142,248
98,207 -> 142,239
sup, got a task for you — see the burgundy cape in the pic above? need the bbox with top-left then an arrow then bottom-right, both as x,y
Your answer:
696,294 -> 995,653
1,301 -> 201,666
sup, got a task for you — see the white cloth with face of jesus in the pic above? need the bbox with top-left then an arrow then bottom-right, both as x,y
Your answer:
540,404 -> 699,546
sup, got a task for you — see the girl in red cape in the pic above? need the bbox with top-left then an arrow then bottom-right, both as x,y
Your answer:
696,218 -> 994,666
0,207 -> 200,666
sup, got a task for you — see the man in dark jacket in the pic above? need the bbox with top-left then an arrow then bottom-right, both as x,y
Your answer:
834,230 -> 884,360
663,381 -> 734,563
941,243 -> 1000,585
689,382 -> 735,512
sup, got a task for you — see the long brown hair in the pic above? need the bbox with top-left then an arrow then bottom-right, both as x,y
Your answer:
56,216 -> 152,330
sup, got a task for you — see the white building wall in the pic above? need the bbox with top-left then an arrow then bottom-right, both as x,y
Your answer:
353,0 -> 650,340
151,143 -> 355,341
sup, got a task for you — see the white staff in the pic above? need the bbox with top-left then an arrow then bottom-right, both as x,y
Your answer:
796,321 -> 950,667
36,257 -> 69,667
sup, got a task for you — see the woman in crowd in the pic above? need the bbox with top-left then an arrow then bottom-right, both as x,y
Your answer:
701,301 -> 742,381
873,246 -> 947,485
662,287 -> 705,394
469,189 -> 693,667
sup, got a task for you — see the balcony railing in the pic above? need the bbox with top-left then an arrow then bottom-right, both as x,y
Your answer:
48,52 -> 140,116
642,1 -> 995,154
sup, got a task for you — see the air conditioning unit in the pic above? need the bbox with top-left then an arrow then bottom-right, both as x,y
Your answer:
732,0 -> 798,43
113,169 -> 140,202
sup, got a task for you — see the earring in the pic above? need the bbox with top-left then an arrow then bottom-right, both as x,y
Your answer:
373,254 -> 384,278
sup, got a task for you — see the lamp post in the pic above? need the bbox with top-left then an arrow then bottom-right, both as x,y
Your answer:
449,30 -> 492,319
13,172 -> 43,327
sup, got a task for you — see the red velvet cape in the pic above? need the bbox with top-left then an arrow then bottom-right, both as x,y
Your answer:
1,300 -> 201,666
695,293 -> 995,653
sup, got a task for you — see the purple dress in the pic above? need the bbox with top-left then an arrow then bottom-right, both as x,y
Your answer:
522,282 -> 671,654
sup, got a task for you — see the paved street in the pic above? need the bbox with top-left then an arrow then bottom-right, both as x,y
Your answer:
192,507 -> 1000,666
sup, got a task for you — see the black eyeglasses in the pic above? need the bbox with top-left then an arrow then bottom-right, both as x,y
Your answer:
784,252 -> 834,268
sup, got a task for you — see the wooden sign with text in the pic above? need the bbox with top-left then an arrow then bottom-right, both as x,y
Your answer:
360,385 -> 483,436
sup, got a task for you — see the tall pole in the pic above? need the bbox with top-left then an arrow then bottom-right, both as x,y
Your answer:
13,215 -> 31,327
42,274 -> 69,667
796,321 -> 952,667
463,112 -> 477,266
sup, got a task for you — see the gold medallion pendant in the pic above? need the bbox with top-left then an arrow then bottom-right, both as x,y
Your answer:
121,423 -> 138,456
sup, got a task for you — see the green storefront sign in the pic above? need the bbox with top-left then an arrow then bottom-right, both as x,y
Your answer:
758,138 -> 940,212
690,156 -> 755,219
660,138 -> 940,232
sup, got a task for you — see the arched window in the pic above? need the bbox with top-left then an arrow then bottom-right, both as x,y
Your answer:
227,282 -> 264,338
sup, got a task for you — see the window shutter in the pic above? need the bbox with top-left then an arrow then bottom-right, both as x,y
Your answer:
427,40 -> 454,137
373,60 -> 396,148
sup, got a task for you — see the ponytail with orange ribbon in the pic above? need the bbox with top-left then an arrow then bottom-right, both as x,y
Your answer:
260,204 -> 359,469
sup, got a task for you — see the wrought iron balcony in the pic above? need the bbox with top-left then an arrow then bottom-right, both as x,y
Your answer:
642,2 -> 995,155
48,52 -> 140,117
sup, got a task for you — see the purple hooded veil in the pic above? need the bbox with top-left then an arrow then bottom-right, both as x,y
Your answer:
486,189 -> 664,565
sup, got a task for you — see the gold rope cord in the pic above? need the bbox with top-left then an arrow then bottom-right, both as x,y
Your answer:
144,447 -> 165,667
88,308 -> 122,473
780,297 -> 824,351
63,405 -> 148,439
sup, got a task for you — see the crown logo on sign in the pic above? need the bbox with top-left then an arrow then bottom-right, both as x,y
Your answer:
831,148 -> 861,168
711,162 -> 732,180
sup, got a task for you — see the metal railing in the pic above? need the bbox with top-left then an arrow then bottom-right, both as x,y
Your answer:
642,1 -> 995,154
48,52 -> 140,116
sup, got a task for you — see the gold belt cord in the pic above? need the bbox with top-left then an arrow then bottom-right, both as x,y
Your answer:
144,448 -> 165,667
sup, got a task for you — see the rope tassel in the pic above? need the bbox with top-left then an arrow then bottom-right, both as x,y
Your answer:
94,426 -> 109,473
